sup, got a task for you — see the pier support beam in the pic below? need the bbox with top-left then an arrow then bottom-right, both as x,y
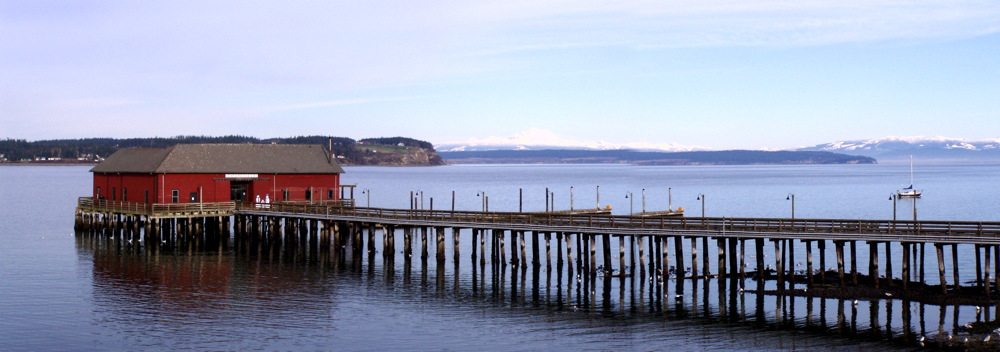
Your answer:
835,241 -> 845,288
936,244 -> 947,295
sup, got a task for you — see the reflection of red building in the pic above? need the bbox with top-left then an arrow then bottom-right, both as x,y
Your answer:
91,144 -> 345,204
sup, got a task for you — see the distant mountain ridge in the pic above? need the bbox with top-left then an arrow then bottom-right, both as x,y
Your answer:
797,136 -> 1000,162
440,149 -> 875,165
441,130 -> 1000,163
438,128 -> 707,152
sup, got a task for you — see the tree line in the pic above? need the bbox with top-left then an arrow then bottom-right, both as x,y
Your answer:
0,135 -> 437,165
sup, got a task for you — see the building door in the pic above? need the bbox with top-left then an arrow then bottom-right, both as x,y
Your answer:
230,181 -> 250,202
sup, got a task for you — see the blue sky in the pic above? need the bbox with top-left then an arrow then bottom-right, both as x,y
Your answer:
2,1 -> 999,149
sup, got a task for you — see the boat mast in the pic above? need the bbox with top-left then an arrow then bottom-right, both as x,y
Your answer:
909,155 -> 914,187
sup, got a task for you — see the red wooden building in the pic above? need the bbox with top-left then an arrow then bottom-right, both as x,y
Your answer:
90,144 -> 345,204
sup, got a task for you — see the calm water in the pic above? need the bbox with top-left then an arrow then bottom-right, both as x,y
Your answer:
2,163 -> 999,351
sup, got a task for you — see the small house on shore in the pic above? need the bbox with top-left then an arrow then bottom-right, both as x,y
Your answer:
90,144 -> 345,204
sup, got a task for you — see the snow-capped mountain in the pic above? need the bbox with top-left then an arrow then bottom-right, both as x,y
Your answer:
798,136 -> 1000,162
437,128 -> 708,152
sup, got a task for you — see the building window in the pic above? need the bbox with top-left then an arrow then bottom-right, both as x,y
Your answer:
328,190 -> 334,200
144,190 -> 149,203
282,189 -> 289,201
305,188 -> 312,201
96,187 -> 101,199
123,188 -> 127,201
171,190 -> 179,203
111,188 -> 116,200
189,192 -> 198,203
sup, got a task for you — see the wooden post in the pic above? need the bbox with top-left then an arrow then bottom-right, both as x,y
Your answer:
509,231 -> 519,268
835,241 -> 845,288
995,246 -> 1000,293
403,227 -> 412,259
453,228 -> 461,265
774,239 -> 784,290
986,246 -> 992,297
818,240 -> 827,284
729,238 -> 738,277
637,236 -> 646,277
902,242 -> 910,290
471,229 -> 478,264
544,232 -> 552,269
702,236 -> 710,277
920,242 -> 927,284
756,238 -> 765,279
618,235 -> 625,276
674,236 -> 684,279
480,229 -> 486,266
806,240 -> 814,285
850,241 -> 859,286
870,242 -> 880,288
532,231 -> 541,267
885,241 -> 894,287
420,227 -> 428,261
500,230 -> 507,268
603,233 -> 612,275
565,233 -> 573,277
661,236 -> 669,280
739,239 -> 747,280
691,237 -> 699,278
590,234 -> 597,275
976,244 -> 984,287
717,237 -> 726,279
936,243 -> 947,294
521,231 -> 528,269
952,244 -> 961,292
436,227 -> 446,264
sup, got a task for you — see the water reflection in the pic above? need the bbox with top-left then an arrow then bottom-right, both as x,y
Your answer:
77,230 -> 1000,351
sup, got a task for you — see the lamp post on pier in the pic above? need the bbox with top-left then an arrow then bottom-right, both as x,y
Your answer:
696,193 -> 705,218
596,186 -> 600,209
625,192 -> 633,215
786,193 -> 795,220
476,191 -> 486,212
668,187 -> 673,211
570,186 -> 574,211
889,193 -> 897,222
642,188 -> 646,214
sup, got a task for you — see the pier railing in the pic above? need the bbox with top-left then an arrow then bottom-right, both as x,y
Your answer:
77,197 -> 236,217
246,203 -> 1000,242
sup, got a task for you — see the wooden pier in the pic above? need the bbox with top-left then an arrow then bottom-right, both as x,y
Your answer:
75,197 -> 1000,299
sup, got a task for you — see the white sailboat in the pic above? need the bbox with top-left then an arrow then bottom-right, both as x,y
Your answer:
897,155 -> 922,198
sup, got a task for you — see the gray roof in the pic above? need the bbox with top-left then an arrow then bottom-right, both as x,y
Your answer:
91,144 -> 345,174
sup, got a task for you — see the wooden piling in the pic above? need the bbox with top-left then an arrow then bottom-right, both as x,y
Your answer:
835,241 -> 845,288
755,239 -> 765,280
717,237 -> 726,279
936,243 -> 947,294
885,241 -> 894,287
453,228 -> 461,265
603,233 -> 612,275
521,231 -> 529,269
618,236 -> 625,277
806,240 -> 814,285
532,231 -> 541,268
902,242 -> 910,290
977,244 -> 984,287
818,240 -> 827,284
674,236 -> 684,279
951,244 -> 961,292
850,241 -> 859,286
774,240 -> 784,290
661,236 -> 669,280
691,237 -> 699,278
870,242 -> 880,288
